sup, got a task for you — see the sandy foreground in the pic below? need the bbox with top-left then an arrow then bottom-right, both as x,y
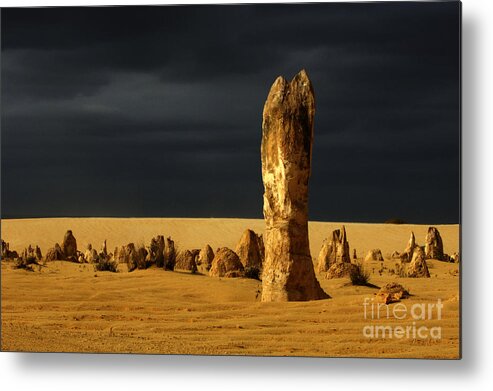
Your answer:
1,218 -> 460,358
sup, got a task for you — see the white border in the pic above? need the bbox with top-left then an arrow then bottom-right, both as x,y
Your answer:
2,0 -> 493,390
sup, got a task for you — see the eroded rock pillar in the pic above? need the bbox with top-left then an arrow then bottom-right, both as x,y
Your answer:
261,70 -> 328,302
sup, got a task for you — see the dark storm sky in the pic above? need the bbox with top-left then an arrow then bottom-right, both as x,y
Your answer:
1,2 -> 460,223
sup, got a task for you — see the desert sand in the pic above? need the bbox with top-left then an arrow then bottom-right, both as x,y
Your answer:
1,218 -> 460,358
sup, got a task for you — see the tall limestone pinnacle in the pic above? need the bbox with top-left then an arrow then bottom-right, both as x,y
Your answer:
260,69 -> 329,302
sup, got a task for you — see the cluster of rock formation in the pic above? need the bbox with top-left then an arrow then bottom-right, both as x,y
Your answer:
260,70 -> 328,302
315,226 -> 358,280
384,227 -> 460,278
390,227 -> 458,264
364,249 -> 384,262
7,243 -> 43,270
1,240 -> 19,260
108,236 -> 178,272
20,245 -> 42,262
317,226 -> 351,273
205,228 -> 266,278
312,225 -> 459,281
389,230 -> 459,279
4,226 -> 267,279
113,243 -> 147,272
393,231 -> 430,278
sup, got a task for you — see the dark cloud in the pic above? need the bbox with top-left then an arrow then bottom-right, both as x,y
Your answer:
1,2 -> 460,223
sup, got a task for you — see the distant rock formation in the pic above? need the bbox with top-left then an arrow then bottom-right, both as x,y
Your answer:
175,250 -> 198,273
113,243 -> 146,272
45,243 -> 64,261
317,226 -> 351,273
149,235 -> 165,267
1,240 -> 19,259
164,237 -> 176,271
136,245 -> 148,269
35,246 -> 42,261
123,243 -> 138,271
62,230 -> 77,261
197,244 -> 214,271
376,282 -> 410,304
100,240 -> 108,260
260,70 -> 328,302
407,247 -> 430,278
1,240 -> 8,258
364,249 -> 384,262
13,245 -> 40,270
400,232 -> 417,262
85,244 -> 99,263
235,229 -> 264,271
113,246 -> 125,264
191,249 -> 201,270
209,247 -> 244,278
425,227 -> 445,260
21,245 -> 35,262
110,246 -> 125,272
451,252 -> 460,263
390,251 -> 401,260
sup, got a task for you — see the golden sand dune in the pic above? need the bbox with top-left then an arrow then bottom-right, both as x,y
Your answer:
1,218 -> 459,358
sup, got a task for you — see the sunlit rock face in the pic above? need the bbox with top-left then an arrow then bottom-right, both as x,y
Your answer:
408,247 -> 430,278
235,229 -> 264,271
260,69 -> 328,302
317,226 -> 351,273
425,227 -> 445,260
